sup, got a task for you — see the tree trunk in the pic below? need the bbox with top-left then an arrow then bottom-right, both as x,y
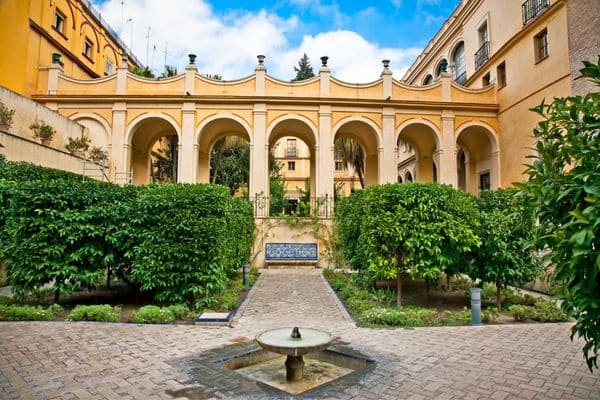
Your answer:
446,274 -> 451,291
106,266 -> 112,292
54,288 -> 60,304
396,271 -> 402,308
357,167 -> 365,189
496,279 -> 502,309
425,278 -> 430,301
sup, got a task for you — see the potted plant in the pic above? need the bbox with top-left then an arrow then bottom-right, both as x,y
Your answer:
30,121 -> 56,145
0,101 -> 15,132
88,146 -> 108,164
65,135 -> 91,157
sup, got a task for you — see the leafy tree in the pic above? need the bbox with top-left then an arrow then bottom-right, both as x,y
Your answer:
210,137 -> 249,195
337,183 -> 480,307
158,65 -> 177,79
203,73 -> 223,80
335,137 -> 365,188
129,66 -> 155,78
292,53 -> 315,81
151,135 -> 178,182
469,188 -> 541,309
518,58 -> 600,371
269,157 -> 287,216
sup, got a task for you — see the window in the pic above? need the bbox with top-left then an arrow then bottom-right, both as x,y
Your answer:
478,21 -> 488,46
335,161 -> 344,171
435,59 -> 448,77
53,9 -> 66,34
105,59 -> 114,75
497,62 -> 506,89
452,42 -> 466,84
479,171 -> 491,191
475,21 -> 490,70
423,74 -> 433,85
405,171 -> 413,182
83,38 -> 94,60
286,138 -> 297,158
534,29 -> 548,62
482,72 -> 491,86
287,161 -> 296,171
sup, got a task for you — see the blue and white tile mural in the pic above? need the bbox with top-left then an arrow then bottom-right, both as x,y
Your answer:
265,243 -> 318,260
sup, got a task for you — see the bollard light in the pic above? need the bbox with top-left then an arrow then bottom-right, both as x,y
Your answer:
470,287 -> 482,326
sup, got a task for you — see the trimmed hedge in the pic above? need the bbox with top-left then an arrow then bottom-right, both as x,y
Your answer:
0,163 -> 254,307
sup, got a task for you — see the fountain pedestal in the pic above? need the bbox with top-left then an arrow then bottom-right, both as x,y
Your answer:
255,327 -> 334,383
285,355 -> 305,381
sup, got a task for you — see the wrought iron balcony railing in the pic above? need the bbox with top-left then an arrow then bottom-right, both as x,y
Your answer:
454,71 -> 467,85
474,41 -> 490,70
522,0 -> 550,25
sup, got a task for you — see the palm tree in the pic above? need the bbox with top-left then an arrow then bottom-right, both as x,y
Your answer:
334,137 -> 365,189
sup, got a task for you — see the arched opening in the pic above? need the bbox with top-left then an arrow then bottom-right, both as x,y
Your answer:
435,58 -> 448,77
268,118 -> 317,216
73,115 -> 110,166
128,116 -> 179,185
456,124 -> 498,194
333,119 -> 380,191
197,118 -> 251,196
452,41 -> 466,84
423,74 -> 433,85
333,137 -> 364,197
457,149 -> 467,191
396,122 -> 440,183
405,171 -> 413,182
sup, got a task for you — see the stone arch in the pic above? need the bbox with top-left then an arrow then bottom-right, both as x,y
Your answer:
455,121 -> 500,193
79,21 -> 100,54
396,119 -> 441,183
267,115 -> 319,204
435,58 -> 448,77
70,112 -> 111,150
195,115 -> 252,185
332,116 -> 381,188
422,74 -> 434,85
126,113 -> 181,185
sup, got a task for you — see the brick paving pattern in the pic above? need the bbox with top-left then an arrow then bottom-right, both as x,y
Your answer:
0,268 -> 599,399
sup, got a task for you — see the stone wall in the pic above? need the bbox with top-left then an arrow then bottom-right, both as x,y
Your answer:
567,0 -> 600,96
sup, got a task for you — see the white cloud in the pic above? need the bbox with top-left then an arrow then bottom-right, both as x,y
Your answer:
96,0 -> 421,82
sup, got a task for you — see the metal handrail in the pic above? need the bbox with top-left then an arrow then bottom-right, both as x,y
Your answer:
522,0 -> 550,25
474,41 -> 490,70
251,194 -> 335,218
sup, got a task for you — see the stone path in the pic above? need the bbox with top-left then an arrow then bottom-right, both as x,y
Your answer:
0,268 -> 599,399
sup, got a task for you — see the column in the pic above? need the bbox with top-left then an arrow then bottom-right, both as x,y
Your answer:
317,105 -> 333,199
178,102 -> 196,183
250,103 -> 268,197
439,110 -> 458,187
491,150 -> 501,189
380,107 -> 396,183
111,102 -> 127,184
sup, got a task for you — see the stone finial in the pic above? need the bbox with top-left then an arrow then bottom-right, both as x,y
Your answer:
257,55 -> 266,65
382,59 -> 390,69
439,59 -> 448,73
320,56 -> 329,67
188,54 -> 197,65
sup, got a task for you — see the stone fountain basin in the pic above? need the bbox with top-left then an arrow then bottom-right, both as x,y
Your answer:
256,327 -> 334,357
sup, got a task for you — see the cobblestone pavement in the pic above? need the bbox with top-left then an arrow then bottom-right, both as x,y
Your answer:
0,269 -> 599,399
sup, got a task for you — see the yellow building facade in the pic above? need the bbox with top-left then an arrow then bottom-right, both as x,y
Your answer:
0,0 -> 140,98
403,0 -> 599,189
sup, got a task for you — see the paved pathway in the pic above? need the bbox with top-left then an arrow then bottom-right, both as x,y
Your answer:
0,268 -> 599,399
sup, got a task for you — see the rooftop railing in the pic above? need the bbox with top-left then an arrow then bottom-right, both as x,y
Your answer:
522,0 -> 550,25
474,41 -> 490,70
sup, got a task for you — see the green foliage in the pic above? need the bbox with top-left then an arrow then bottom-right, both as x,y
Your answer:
269,161 -> 287,216
68,304 -> 121,322
0,161 -> 83,182
151,135 -> 178,182
334,137 -> 365,189
440,308 -> 471,326
0,296 -> 14,305
0,101 -> 15,127
335,183 -> 480,306
131,305 -> 175,324
130,66 -> 155,78
509,305 -> 534,322
518,58 -> 600,370
482,307 -> 499,323
166,304 -> 189,319
292,53 -> 315,81
88,146 -> 108,163
203,73 -> 223,80
65,135 -> 91,154
158,65 -> 178,79
210,137 -> 249,195
125,184 -> 254,307
508,300 -> 569,323
469,188 -> 541,308
0,305 -> 55,321
29,121 -> 56,141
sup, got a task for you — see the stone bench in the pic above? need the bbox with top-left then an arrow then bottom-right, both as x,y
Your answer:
265,243 -> 318,268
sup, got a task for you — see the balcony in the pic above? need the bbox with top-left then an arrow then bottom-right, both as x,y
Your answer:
474,41 -> 490,70
522,0 -> 550,25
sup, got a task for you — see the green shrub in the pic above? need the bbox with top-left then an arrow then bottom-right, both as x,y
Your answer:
531,299 -> 569,322
0,305 -> 54,321
68,305 -> 120,322
360,306 -> 439,327
48,304 -> 64,315
0,296 -> 14,305
482,307 -> 499,323
509,305 -> 534,322
166,304 -> 189,319
441,309 -> 471,326
131,305 -> 175,324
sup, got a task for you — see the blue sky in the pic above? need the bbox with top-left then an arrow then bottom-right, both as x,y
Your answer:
92,0 -> 459,82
